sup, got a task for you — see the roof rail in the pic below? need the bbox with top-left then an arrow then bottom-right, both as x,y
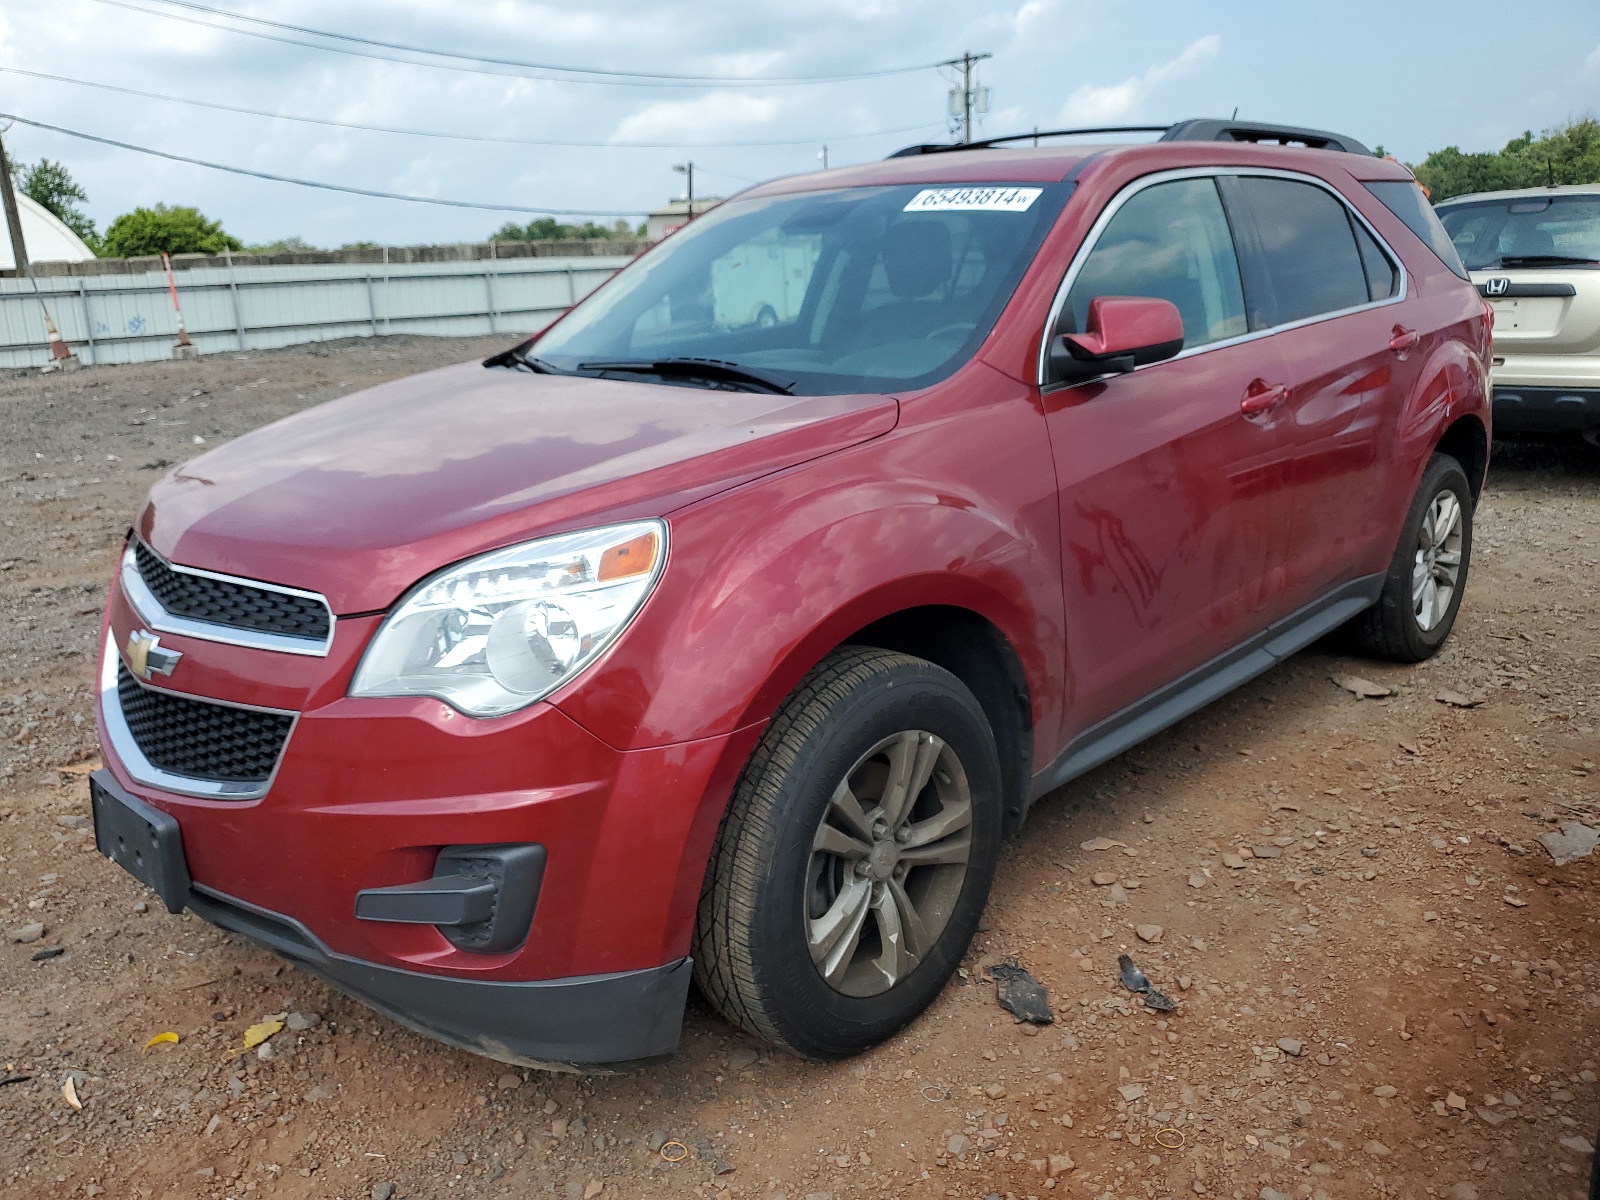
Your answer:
887,118 -> 1372,160
888,126 -> 1168,157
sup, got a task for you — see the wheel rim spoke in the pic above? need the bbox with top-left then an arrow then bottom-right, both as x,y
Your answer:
879,731 -> 943,829
812,822 -> 871,859
866,882 -> 911,988
809,876 -> 872,983
900,796 -> 972,849
885,877 -> 933,961
826,779 -> 876,844
898,832 -> 971,868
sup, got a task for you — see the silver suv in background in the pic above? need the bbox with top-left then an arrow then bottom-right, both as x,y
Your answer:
1437,185 -> 1600,444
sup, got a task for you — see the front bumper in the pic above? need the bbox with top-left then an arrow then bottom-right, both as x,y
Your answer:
1492,385 -> 1600,436
91,769 -> 692,1066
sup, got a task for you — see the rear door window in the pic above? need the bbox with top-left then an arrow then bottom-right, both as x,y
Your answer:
1231,177 -> 1372,326
1064,177 -> 1248,350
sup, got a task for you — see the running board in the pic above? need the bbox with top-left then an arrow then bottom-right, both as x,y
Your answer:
1026,574 -> 1383,805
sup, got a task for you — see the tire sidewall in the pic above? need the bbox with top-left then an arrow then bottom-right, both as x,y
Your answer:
750,664 -> 1002,1057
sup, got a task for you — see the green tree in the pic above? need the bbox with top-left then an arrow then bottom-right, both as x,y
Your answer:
10,158 -> 98,251
489,217 -> 619,242
1413,116 -> 1600,201
244,236 -> 319,254
99,204 -> 243,257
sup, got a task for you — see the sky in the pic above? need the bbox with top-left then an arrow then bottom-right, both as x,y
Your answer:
2,0 -> 1597,249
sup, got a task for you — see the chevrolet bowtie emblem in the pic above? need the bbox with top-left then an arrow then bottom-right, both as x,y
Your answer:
126,630 -> 182,680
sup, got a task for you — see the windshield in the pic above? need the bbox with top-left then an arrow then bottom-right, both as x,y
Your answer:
531,183 -> 1069,395
1437,194 -> 1600,270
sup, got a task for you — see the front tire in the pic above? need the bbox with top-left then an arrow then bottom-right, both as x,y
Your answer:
693,647 -> 1003,1058
1346,452 -> 1474,662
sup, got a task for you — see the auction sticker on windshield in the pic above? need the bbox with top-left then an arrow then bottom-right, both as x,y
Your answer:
903,186 -> 1043,213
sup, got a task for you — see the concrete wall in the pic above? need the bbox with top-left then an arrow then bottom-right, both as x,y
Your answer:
0,244 -> 638,370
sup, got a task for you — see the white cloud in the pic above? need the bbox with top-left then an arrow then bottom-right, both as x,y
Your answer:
1057,34 -> 1220,125
610,92 -> 782,145
1587,42 -> 1600,69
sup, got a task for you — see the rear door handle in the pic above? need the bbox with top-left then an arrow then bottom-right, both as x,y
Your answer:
1388,326 -> 1420,354
1240,380 -> 1288,415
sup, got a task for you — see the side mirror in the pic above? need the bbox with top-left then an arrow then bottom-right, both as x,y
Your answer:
1047,296 -> 1185,385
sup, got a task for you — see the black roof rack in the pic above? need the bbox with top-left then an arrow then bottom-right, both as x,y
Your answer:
888,118 -> 1372,160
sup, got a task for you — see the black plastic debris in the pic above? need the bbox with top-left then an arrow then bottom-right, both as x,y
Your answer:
1141,988 -> 1176,1013
1118,953 -> 1176,1013
1118,954 -> 1151,992
990,961 -> 1054,1024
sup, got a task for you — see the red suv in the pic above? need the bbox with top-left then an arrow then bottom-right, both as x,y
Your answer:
92,120 -> 1490,1068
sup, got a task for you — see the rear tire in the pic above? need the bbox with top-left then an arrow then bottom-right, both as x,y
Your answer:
1345,453 -> 1473,662
693,647 -> 1002,1058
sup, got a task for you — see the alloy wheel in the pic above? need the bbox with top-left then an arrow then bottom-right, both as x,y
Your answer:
805,730 -> 972,998
1412,489 -> 1464,632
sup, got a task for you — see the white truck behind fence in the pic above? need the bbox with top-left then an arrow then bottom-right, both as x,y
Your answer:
0,252 -> 633,370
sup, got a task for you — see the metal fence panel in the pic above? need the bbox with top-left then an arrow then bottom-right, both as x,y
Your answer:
0,256 -> 628,369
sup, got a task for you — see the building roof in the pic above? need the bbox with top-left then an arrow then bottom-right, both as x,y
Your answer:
0,194 -> 97,270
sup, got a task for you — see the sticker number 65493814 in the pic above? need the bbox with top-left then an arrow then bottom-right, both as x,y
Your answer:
903,186 -> 1043,213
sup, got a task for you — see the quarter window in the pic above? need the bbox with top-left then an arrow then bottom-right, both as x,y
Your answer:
1233,177 -> 1371,325
1352,220 -> 1399,301
1064,178 -> 1247,350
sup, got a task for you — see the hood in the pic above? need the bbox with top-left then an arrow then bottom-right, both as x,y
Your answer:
138,361 -> 897,613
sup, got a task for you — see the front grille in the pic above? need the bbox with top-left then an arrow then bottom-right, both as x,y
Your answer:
117,664 -> 293,784
134,541 -> 330,642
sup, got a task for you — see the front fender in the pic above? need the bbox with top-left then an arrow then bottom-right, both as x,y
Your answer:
551,385 -> 1065,760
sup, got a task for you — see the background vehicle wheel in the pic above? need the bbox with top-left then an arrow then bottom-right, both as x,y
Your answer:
1345,452 -> 1474,662
693,646 -> 1002,1058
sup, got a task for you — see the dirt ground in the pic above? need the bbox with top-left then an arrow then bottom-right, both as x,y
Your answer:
2,337 -> 1598,1200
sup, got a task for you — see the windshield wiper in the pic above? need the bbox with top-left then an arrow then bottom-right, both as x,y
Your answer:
483,344 -> 568,374
1496,254 -> 1600,267
576,357 -> 796,395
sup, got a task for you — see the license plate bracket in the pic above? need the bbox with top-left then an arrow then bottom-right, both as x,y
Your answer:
91,772 -> 191,914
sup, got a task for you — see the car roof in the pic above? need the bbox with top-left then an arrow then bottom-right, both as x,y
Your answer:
1436,183 -> 1600,206
739,140 -> 1413,202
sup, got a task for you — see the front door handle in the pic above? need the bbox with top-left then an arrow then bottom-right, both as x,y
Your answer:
1240,380 -> 1288,415
1388,325 -> 1420,354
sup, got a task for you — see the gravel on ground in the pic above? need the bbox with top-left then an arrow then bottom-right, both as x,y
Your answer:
2,337 -> 1597,1200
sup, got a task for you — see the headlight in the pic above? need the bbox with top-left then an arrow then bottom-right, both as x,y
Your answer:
349,521 -> 666,717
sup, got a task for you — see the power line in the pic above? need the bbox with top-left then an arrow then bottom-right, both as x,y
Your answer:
0,66 -> 942,149
0,113 -> 648,216
92,0 -> 942,88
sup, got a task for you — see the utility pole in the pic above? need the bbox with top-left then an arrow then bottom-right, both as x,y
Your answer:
0,127 -> 29,274
0,126 -> 77,368
673,161 -> 695,220
943,51 -> 992,143
819,144 -> 829,171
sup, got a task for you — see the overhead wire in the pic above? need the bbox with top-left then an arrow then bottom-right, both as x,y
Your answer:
90,0 -> 943,88
0,113 -> 650,216
0,67 -> 942,149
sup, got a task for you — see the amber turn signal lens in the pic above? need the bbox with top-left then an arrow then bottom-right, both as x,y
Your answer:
598,531 -> 659,582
